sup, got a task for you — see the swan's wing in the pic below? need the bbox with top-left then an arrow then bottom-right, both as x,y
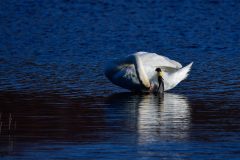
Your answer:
135,52 -> 182,69
160,66 -> 179,73
105,62 -> 142,91
164,62 -> 193,91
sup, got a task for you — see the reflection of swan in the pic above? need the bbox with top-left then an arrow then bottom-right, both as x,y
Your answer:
137,93 -> 190,144
106,93 -> 191,144
105,52 -> 193,92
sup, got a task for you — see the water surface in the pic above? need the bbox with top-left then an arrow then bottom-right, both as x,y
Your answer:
1,0 -> 240,159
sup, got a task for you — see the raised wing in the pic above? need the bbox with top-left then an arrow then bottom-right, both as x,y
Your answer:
135,51 -> 182,69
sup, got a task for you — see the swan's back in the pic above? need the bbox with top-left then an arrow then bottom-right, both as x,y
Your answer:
137,52 -> 182,69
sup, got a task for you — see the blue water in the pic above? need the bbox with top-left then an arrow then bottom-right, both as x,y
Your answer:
1,0 -> 240,159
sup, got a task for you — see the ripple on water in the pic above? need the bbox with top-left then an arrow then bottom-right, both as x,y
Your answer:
1,0 -> 240,159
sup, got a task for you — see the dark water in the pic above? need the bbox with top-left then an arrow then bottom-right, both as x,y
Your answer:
1,0 -> 240,159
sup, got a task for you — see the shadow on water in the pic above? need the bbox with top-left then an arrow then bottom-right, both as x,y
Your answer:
0,91 -> 111,156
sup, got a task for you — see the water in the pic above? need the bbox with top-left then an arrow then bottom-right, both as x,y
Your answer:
1,0 -> 240,159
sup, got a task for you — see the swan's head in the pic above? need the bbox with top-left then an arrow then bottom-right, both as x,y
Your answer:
155,67 -> 164,79
155,68 -> 162,72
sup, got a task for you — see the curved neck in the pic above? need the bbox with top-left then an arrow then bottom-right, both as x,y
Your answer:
133,55 -> 150,89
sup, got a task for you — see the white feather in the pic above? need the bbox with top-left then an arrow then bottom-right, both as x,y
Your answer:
105,52 -> 193,92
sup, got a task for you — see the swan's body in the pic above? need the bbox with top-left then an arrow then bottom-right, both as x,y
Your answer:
105,52 -> 193,92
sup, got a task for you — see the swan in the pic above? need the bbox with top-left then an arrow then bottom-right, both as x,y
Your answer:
105,51 -> 193,92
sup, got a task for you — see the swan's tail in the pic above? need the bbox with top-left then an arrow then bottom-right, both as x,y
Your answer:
166,62 -> 193,90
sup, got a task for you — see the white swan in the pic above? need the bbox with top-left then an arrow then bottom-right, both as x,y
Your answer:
105,51 -> 193,92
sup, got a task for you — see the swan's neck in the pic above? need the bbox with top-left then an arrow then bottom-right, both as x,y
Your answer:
133,55 -> 150,89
